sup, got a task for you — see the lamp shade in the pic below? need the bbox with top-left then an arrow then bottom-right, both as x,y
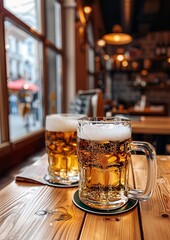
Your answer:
102,25 -> 132,45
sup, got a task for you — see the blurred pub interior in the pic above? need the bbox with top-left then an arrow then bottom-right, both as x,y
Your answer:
0,0 -> 170,175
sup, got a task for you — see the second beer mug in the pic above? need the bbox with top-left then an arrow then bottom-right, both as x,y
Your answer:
77,117 -> 157,210
45,113 -> 84,185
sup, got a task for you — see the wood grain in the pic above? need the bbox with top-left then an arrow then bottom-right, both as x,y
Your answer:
0,183 -> 85,240
132,155 -> 170,240
79,209 -> 141,240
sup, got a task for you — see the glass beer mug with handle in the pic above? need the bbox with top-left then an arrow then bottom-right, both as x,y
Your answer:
77,117 -> 157,210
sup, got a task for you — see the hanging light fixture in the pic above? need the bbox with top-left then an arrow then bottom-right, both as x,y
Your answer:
102,24 -> 132,45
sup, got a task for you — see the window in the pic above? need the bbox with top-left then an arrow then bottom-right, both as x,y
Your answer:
5,21 -> 43,139
86,22 -> 95,89
4,0 -> 41,32
47,49 -> 63,114
46,0 -> 62,48
0,0 -> 63,170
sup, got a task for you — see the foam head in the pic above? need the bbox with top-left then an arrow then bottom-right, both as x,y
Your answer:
78,123 -> 131,141
46,114 -> 84,132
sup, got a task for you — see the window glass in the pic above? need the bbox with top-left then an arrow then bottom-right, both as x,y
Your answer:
5,21 -> 43,139
4,0 -> 41,32
88,47 -> 95,73
56,54 -> 62,112
46,0 -> 62,48
87,22 -> 94,47
87,23 -> 95,74
47,49 -> 62,114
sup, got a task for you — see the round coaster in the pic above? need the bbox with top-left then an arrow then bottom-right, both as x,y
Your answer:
72,190 -> 138,215
44,175 -> 79,188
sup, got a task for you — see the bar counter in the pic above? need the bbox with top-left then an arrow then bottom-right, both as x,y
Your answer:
0,153 -> 170,240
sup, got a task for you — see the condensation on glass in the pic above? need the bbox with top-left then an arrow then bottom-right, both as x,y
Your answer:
4,0 -> 41,32
47,49 -> 62,114
5,21 -> 43,139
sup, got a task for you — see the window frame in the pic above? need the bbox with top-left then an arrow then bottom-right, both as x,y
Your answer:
0,0 -> 64,173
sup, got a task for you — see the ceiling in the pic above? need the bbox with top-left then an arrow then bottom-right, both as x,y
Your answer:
99,0 -> 170,39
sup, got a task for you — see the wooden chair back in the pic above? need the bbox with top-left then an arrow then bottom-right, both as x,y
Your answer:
69,89 -> 104,117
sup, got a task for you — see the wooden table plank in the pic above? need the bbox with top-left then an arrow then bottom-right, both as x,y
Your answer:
79,209 -> 141,240
132,155 -> 170,240
0,182 -> 85,240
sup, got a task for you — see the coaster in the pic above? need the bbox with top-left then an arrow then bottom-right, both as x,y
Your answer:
44,175 -> 79,188
72,190 -> 138,215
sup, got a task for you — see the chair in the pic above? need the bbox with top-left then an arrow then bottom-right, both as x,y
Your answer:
69,88 -> 104,117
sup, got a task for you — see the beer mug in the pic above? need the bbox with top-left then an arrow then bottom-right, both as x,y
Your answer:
45,113 -> 85,184
77,117 -> 157,210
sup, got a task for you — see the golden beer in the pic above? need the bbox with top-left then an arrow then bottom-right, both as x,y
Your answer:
45,114 -> 84,184
78,137 -> 131,209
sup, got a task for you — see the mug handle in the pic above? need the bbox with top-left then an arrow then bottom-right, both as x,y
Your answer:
128,141 -> 157,201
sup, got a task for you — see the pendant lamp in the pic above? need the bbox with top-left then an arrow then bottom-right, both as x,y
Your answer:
102,24 -> 132,45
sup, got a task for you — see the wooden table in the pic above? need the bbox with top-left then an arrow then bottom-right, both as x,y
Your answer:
1,154 -> 170,240
131,116 -> 170,135
112,105 -> 166,116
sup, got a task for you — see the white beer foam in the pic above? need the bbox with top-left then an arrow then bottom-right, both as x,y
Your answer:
78,124 -> 131,141
46,114 -> 82,132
